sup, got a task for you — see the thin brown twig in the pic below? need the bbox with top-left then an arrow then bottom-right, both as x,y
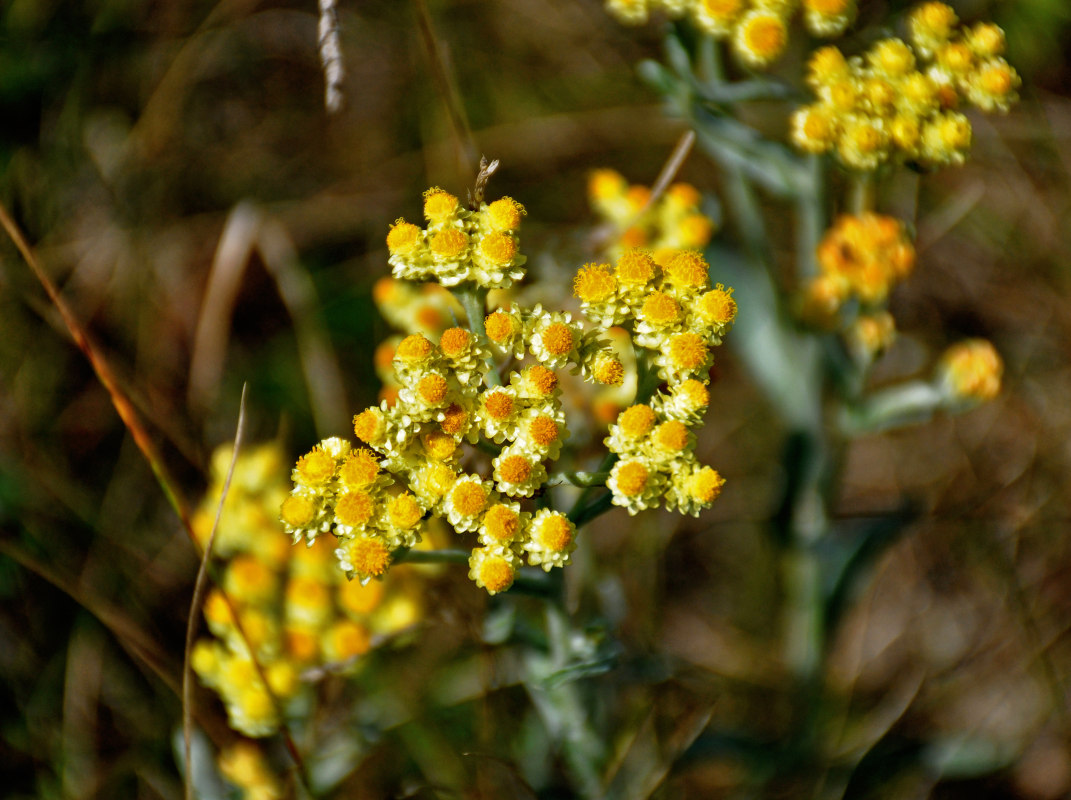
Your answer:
0,202 -> 194,534
183,384 -> 248,800
588,129 -> 697,251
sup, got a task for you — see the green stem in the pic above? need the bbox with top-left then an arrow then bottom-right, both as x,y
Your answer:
796,153 -> 826,281
392,548 -> 470,565
454,283 -> 501,386
554,471 -> 610,488
849,172 -> 873,215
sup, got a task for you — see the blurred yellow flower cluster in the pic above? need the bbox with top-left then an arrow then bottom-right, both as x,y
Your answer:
937,338 -> 1003,404
800,212 -> 913,358
192,442 -> 429,738
605,0 -> 857,67
387,188 -> 527,289
792,3 -> 1019,170
588,169 -> 716,263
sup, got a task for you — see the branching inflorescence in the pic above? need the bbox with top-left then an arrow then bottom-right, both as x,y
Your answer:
281,182 -> 734,596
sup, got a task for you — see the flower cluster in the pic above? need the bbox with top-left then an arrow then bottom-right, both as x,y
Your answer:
588,169 -> 716,263
573,247 -> 734,514
799,212 -> 913,359
792,3 -> 1019,170
605,0 -> 857,68
387,188 -> 527,289
216,741 -> 282,800
282,185 -> 735,595
193,442 -> 430,738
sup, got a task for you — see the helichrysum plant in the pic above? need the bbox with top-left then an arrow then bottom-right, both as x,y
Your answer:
191,442 -> 433,745
581,0 -> 1015,793
281,178 -> 735,596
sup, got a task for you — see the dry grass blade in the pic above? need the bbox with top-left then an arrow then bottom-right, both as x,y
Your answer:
183,383 -> 248,800
189,203 -> 348,437
0,203 -> 194,534
413,0 -> 477,179
588,129 -> 696,251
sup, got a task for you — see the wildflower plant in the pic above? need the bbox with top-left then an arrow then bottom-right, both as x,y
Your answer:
282,173 -> 735,597
587,0 -> 1016,793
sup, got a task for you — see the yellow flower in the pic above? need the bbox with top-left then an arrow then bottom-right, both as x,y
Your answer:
938,339 -> 1002,403
524,510 -> 577,571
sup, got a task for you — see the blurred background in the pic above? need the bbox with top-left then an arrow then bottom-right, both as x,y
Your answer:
1,0 -> 1071,797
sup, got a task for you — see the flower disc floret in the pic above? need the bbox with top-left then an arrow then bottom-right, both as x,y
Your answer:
492,448 -> 547,498
733,10 -> 788,68
335,490 -> 376,531
336,535 -> 392,581
479,502 -> 525,547
445,475 -> 493,533
469,546 -> 519,595
280,493 -> 316,529
524,510 -> 577,571
477,232 -> 518,266
423,188 -> 460,223
484,197 -> 525,232
574,263 -> 618,303
615,249 -> 658,287
387,220 -> 422,256
294,448 -> 336,487
430,229 -> 468,260
608,458 -> 666,514
664,250 -> 710,290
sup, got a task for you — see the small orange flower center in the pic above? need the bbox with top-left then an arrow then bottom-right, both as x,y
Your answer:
744,15 -> 787,58
336,491 -> 375,527
396,334 -> 435,362
617,404 -> 656,438
641,291 -> 682,326
372,276 -> 400,305
287,576 -> 330,610
678,379 -> 711,409
451,480 -> 488,517
484,391 -> 515,420
344,537 -> 391,577
484,312 -> 515,343
499,455 -> 533,484
479,232 -> 518,265
574,264 -> 617,303
526,365 -> 558,396
386,221 -> 421,255
430,228 -> 468,259
665,251 -> 709,289
667,182 -> 701,207
689,468 -> 725,504
483,504 -> 520,542
679,214 -> 714,248
421,430 -> 458,460
296,450 -> 335,485
485,197 -> 525,231
541,323 -> 574,356
417,374 -> 449,405
439,327 -> 471,357
478,556 -> 515,593
669,333 -> 708,370
615,462 -> 649,496
440,403 -> 469,435
981,64 -> 1013,95
593,355 -> 624,386
528,415 -> 560,446
388,493 -> 423,529
699,286 -> 737,324
423,188 -> 459,222
353,409 -> 383,441
281,494 -> 315,527
615,249 -> 657,285
654,420 -> 690,452
537,515 -> 574,552
339,449 -> 380,488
